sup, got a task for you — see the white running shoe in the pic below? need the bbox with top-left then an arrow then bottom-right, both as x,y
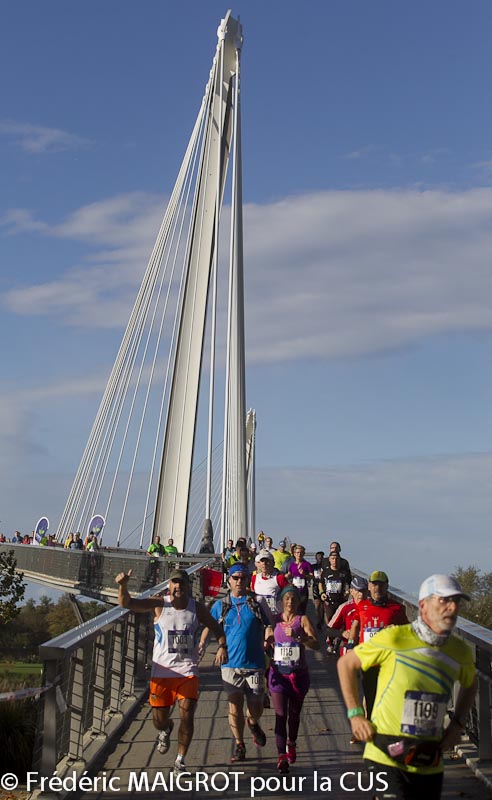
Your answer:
156,720 -> 174,754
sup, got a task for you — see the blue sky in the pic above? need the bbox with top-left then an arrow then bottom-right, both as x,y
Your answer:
1,1 -> 492,595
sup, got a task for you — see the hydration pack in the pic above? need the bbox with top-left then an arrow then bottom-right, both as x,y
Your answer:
218,590 -> 265,626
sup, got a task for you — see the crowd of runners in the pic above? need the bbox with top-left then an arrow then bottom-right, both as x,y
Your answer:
116,531 -> 477,800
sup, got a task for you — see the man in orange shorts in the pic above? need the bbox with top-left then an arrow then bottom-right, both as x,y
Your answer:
116,567 -> 227,776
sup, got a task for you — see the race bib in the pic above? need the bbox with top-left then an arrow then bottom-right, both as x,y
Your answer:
313,567 -> 322,580
293,576 -> 306,589
401,691 -> 447,736
274,643 -> 301,667
325,579 -> 342,594
245,671 -> 263,689
168,629 -> 193,655
364,626 -> 382,641
265,595 -> 278,612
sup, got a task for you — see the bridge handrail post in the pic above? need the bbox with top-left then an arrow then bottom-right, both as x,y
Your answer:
91,634 -> 106,735
477,645 -> 492,760
39,658 -> 58,777
109,623 -> 125,715
123,614 -> 137,698
67,648 -> 85,761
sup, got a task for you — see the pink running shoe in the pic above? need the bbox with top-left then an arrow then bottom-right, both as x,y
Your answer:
287,741 -> 297,764
277,754 -> 289,773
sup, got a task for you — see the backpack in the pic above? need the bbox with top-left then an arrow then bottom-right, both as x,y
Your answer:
218,589 -> 265,627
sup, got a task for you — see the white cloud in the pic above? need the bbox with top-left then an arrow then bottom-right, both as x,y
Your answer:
257,454 -> 492,592
342,146 -> 376,160
2,192 -> 168,326
0,208 -> 47,235
473,160 -> 492,173
3,187 -> 492,359
244,187 -> 492,361
0,120 -> 90,154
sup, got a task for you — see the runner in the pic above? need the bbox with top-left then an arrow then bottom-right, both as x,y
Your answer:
200,562 -> 269,763
338,574 -> 477,800
311,551 -> 325,630
319,551 -> 351,650
251,549 -> 289,709
221,538 -> 235,586
273,540 -> 290,572
287,545 -> 313,614
347,570 -> 408,717
325,575 -> 368,655
327,541 -> 352,582
115,568 -> 226,777
250,549 -> 288,622
265,585 -> 319,773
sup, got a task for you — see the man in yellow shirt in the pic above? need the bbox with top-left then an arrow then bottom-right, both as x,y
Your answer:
337,574 -> 477,800
273,540 -> 290,572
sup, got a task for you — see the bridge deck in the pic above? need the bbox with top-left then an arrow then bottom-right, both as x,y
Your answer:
84,647 -> 489,800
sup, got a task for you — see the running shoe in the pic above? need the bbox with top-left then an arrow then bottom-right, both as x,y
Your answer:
287,741 -> 297,764
156,720 -> 174,754
326,644 -> 334,654
231,742 -> 246,762
247,718 -> 267,747
173,759 -> 188,778
277,754 -> 289,774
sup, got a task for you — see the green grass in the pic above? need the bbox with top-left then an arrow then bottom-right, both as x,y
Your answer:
0,661 -> 42,676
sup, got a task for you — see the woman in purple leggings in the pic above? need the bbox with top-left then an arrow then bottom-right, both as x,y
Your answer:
266,585 -> 319,773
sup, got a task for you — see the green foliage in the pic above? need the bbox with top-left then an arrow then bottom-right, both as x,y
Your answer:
453,565 -> 492,629
0,550 -> 26,624
0,593 -> 108,661
0,594 -> 107,775
0,684 -> 37,776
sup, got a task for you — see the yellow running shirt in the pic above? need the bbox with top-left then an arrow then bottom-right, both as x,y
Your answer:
355,623 -> 475,774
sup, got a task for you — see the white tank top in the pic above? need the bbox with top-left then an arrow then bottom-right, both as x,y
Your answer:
254,573 -> 282,619
152,597 -> 200,678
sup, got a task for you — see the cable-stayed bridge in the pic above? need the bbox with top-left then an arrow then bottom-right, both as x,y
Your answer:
4,12 -> 492,798
49,9 -> 252,559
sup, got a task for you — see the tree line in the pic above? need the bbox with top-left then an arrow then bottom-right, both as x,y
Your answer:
1,594 -> 108,662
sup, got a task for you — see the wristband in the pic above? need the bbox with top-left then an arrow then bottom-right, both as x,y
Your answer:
218,643 -> 228,649
347,706 -> 365,719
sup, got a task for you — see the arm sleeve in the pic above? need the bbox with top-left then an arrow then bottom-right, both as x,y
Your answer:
354,629 -> 391,671
457,642 -> 476,689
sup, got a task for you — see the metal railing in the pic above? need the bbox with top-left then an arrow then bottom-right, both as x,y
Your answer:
1,541 -> 217,601
32,560 -> 216,781
10,553 -> 492,781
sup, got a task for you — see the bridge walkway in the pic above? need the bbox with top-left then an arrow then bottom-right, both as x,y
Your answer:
84,643 -> 489,800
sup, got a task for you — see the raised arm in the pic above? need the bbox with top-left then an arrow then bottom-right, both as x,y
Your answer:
115,569 -> 163,613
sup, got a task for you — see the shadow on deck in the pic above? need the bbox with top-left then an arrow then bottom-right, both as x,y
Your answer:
83,646 -> 490,800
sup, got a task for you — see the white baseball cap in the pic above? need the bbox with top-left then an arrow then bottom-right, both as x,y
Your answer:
418,574 -> 470,601
255,548 -> 274,563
